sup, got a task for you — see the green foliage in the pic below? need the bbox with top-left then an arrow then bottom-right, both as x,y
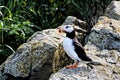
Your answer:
1,0 -> 70,30
0,5 -> 35,59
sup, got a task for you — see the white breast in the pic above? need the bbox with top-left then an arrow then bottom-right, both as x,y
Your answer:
63,37 -> 81,62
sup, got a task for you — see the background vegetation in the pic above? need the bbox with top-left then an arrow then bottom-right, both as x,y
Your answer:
0,0 -> 116,64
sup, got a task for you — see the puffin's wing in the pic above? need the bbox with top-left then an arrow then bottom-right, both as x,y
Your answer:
73,39 -> 84,50
73,40 -> 92,61
63,38 -> 81,61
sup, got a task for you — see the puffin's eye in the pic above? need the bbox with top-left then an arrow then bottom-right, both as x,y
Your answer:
66,26 -> 69,28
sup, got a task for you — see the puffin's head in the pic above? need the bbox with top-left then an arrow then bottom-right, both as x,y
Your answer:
57,25 -> 74,33
57,25 -> 88,34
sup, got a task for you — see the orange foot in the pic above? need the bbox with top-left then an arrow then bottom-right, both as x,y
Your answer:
66,62 -> 79,69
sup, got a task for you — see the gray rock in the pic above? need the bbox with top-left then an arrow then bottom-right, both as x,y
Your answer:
105,1 -> 120,20
89,16 -> 120,51
1,29 -> 67,80
49,64 -> 117,80
62,16 -> 87,30
86,16 -> 120,74
0,71 -> 4,80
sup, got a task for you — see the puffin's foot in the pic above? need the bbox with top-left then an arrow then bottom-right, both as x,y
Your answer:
66,62 -> 79,69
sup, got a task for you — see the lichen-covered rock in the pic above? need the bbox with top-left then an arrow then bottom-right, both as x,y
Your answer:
86,15 -> 120,71
0,16 -> 87,80
49,64 -> 117,80
105,1 -> 120,20
2,29 -> 66,80
88,16 -> 120,51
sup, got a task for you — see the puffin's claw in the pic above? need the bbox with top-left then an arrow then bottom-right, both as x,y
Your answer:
66,62 -> 79,69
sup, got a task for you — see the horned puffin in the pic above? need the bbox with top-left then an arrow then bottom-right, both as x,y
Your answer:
57,25 -> 92,68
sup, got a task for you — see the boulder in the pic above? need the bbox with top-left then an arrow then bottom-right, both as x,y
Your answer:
0,71 -> 4,80
105,1 -> 120,20
49,1 -> 120,79
49,65 -> 117,80
0,16 -> 87,80
85,16 -> 120,76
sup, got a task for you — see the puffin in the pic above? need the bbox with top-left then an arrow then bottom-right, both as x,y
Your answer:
57,25 -> 92,68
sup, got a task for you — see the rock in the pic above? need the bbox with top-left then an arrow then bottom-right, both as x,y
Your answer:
49,10 -> 120,80
0,16 -> 87,80
62,16 -> 87,30
105,1 -> 120,20
88,16 -> 120,51
0,71 -> 4,80
49,65 -> 115,80
0,29 -> 67,80
85,16 -> 120,76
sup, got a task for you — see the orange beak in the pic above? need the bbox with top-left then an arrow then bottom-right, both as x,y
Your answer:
57,26 -> 67,33
57,26 -> 63,33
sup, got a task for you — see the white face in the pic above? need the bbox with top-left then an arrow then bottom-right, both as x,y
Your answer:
62,25 -> 74,33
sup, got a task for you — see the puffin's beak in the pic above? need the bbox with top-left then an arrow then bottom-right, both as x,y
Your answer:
57,26 -> 64,33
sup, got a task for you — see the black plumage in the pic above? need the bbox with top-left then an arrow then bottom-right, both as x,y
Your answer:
66,30 -> 75,39
66,29 -> 92,62
73,40 -> 92,61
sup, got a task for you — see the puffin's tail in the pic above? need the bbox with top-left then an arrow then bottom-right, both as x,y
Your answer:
85,61 -> 103,69
83,55 -> 92,62
87,61 -> 103,66
79,53 -> 92,62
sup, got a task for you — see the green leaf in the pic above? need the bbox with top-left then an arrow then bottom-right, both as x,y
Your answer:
0,21 -> 3,29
